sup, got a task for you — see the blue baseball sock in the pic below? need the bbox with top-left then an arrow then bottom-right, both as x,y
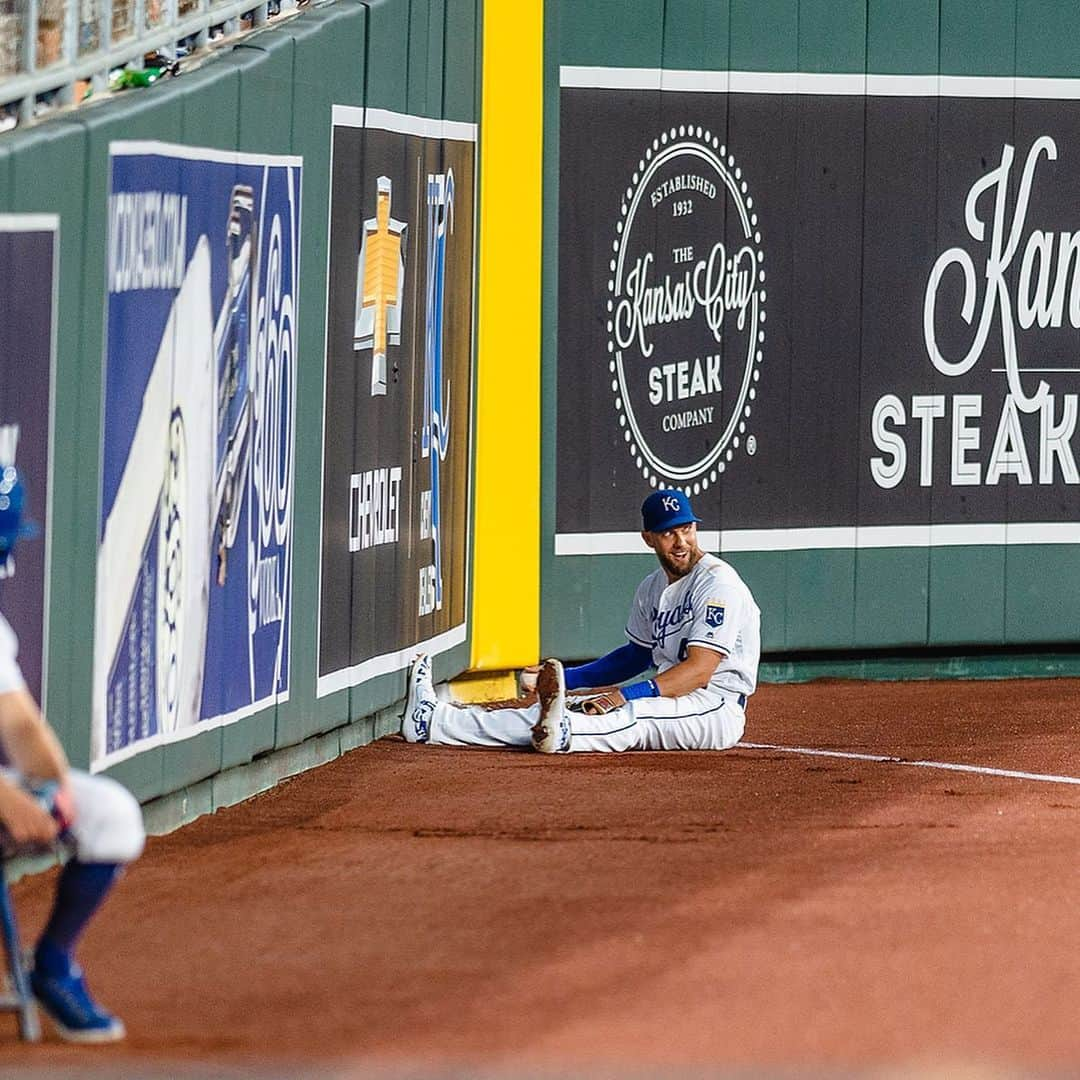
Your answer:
34,861 -> 122,975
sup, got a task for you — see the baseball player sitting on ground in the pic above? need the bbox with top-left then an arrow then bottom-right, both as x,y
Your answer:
402,489 -> 760,753
0,467 -> 144,1042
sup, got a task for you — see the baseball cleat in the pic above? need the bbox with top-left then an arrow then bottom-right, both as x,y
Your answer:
401,653 -> 436,743
31,965 -> 126,1043
531,658 -> 571,753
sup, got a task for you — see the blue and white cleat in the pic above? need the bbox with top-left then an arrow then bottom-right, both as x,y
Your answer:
401,654 -> 436,743
31,965 -> 126,1043
532,658 -> 571,753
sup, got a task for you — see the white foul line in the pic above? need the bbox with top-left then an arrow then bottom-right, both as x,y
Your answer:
738,742 -> 1080,787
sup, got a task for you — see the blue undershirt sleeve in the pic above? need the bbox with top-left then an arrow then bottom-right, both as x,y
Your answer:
564,641 -> 653,691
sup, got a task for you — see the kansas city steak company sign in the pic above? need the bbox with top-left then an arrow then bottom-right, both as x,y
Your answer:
607,125 -> 765,491
556,72 -> 1080,547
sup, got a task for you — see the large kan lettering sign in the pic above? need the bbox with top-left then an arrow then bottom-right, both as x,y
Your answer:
318,109 -> 475,696
874,137 -> 1079,497
557,73 -> 1080,551
0,216 -> 57,705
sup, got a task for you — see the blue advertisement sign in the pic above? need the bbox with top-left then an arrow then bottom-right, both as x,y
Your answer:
93,143 -> 301,770
0,215 -> 57,707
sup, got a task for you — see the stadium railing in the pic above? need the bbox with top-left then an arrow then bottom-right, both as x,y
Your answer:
0,0 -> 304,129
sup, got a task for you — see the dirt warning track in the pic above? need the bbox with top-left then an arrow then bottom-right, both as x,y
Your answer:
2,677 -> 1079,1074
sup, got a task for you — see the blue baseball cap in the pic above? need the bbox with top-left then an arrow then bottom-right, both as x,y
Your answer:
641,489 -> 701,533
0,466 -> 39,556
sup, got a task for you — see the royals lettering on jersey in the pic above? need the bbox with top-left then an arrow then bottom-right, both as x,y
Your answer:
652,594 -> 694,647
625,553 -> 762,699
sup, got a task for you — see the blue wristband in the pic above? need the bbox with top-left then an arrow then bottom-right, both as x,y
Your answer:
621,678 -> 659,701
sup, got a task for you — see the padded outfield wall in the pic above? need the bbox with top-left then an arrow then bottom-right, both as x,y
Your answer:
542,0 -> 1080,667
2,0 -> 1078,819
0,0 -> 484,811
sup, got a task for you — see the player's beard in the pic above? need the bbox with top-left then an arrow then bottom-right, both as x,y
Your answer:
658,545 -> 703,580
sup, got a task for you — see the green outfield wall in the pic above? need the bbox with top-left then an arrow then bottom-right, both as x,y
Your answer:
1,0 -> 1079,821
0,0 -> 484,814
542,0 -> 1080,665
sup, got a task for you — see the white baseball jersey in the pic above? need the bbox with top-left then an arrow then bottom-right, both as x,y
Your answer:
0,613 -> 26,696
625,553 -> 760,699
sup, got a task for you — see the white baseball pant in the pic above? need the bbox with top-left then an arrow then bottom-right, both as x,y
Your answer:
427,687 -> 746,752
2,767 -> 145,864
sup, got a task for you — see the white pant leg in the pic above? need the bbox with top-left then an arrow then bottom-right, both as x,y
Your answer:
566,690 -> 745,752
0,767 -> 144,862
427,698 -> 640,752
628,688 -> 746,751
428,700 -> 538,748
426,690 -> 745,754
565,704 -> 642,752
65,770 -> 145,864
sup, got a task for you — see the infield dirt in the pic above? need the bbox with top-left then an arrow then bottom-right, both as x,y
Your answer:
2,677 -> 1079,1074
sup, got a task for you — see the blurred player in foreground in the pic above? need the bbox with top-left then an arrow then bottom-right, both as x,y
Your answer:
403,489 -> 760,753
0,467 -> 144,1042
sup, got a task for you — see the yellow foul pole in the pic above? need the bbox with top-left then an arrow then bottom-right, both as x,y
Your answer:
470,0 -> 543,675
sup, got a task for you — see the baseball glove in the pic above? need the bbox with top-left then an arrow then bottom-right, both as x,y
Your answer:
567,690 -> 624,716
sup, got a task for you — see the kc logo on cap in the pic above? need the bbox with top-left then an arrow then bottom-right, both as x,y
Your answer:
641,489 -> 701,534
